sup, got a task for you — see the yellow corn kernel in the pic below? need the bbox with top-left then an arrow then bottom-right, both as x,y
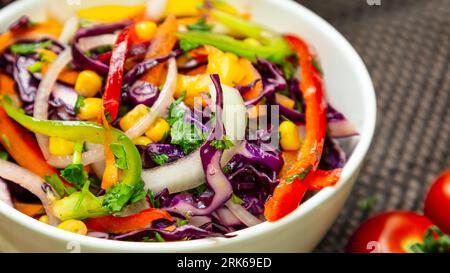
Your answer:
77,97 -> 102,120
134,21 -> 157,41
279,121 -> 301,151
49,136 -> 75,156
133,136 -> 152,146
119,104 -> 149,132
75,70 -> 103,97
145,118 -> 170,143
275,93 -> 296,109
38,215 -> 49,224
57,219 -> 88,235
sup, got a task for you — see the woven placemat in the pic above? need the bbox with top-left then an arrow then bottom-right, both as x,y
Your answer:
0,0 -> 449,253
295,0 -> 450,252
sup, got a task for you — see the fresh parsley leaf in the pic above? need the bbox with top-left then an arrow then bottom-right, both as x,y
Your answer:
180,39 -> 201,52
102,183 -> 134,213
187,18 -> 213,32
357,196 -> 377,213
60,164 -> 88,189
286,165 -> 313,184
167,92 -> 187,126
147,190 -> 161,208
154,232 -> 165,242
27,61 -> 43,73
187,183 -> 207,196
130,180 -> 147,203
44,174 -> 66,198
168,93 -> 206,154
231,193 -> 243,205
74,96 -> 85,115
152,154 -> 169,166
176,218 -> 189,227
0,151 -> 8,161
211,136 -> 233,150
223,164 -> 232,174
10,40 -> 52,55
109,143 -> 128,170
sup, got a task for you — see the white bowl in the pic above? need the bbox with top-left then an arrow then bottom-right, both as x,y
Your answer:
0,0 -> 376,252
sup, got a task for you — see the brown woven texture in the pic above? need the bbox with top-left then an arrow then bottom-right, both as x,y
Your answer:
295,0 -> 450,252
1,0 -> 449,252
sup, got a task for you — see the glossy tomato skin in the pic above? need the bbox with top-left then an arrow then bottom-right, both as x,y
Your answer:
346,211 -> 433,253
424,170 -> 450,234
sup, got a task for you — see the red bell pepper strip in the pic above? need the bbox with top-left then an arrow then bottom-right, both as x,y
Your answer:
306,168 -> 342,191
101,27 -> 133,123
264,34 -> 328,222
85,208 -> 174,234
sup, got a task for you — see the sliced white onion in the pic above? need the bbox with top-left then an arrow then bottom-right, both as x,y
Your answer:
142,84 -> 246,193
328,120 -> 359,138
34,48 -> 72,160
0,160 -> 59,225
225,200 -> 262,227
125,58 -> 177,140
86,143 -> 106,179
216,207 -> 242,226
58,16 -> 79,45
33,47 -> 104,168
77,34 -> 118,52
189,216 -> 211,228
0,178 -> 13,207
146,0 -> 168,21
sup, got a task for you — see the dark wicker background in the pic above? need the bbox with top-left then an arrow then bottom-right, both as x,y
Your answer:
1,0 -> 449,252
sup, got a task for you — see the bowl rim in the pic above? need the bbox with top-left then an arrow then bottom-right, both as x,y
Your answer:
0,0 -> 377,252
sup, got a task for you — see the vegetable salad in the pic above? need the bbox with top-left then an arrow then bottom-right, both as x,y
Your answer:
0,0 -> 358,242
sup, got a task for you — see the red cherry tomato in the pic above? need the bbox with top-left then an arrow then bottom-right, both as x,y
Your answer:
424,170 -> 450,234
346,211 -> 434,253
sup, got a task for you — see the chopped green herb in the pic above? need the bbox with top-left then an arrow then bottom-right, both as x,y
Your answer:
74,96 -> 85,115
231,193 -> 243,205
154,232 -> 165,242
0,151 -> 8,161
102,183 -> 134,213
60,164 -> 88,189
286,165 -> 313,183
10,40 -> 52,55
211,136 -> 233,150
223,164 -> 232,174
147,190 -> 161,208
179,39 -> 201,52
44,174 -> 66,198
176,218 -> 189,227
187,18 -> 213,32
109,143 -> 128,170
357,196 -> 377,213
130,180 -> 147,203
168,92 -> 206,154
27,61 -> 43,73
187,183 -> 207,196
152,154 -> 169,166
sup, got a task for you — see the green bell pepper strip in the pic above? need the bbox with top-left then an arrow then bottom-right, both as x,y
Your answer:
177,10 -> 292,63
1,100 -> 142,220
